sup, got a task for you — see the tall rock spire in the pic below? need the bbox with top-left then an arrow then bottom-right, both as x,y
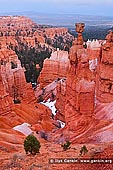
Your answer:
75,23 -> 85,45
63,23 -> 95,141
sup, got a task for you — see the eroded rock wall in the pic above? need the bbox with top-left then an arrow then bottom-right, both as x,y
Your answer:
96,31 -> 113,102
38,50 -> 69,88
44,28 -> 68,39
0,72 -> 12,115
65,44 -> 95,132
0,48 -> 38,114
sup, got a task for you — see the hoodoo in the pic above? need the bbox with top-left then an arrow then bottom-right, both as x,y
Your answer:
1,16 -> 113,170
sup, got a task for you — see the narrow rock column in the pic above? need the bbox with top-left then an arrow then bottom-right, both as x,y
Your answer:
64,23 -> 95,140
0,73 -> 12,115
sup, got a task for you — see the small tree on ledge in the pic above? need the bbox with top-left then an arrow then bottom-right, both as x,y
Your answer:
24,135 -> 41,155
12,85 -> 21,104
80,145 -> 88,156
61,141 -> 71,151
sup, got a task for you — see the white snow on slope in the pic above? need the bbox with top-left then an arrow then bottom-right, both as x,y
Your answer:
40,99 -> 57,115
13,123 -> 33,136
41,99 -> 65,128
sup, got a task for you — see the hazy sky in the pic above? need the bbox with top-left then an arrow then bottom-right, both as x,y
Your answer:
0,0 -> 113,16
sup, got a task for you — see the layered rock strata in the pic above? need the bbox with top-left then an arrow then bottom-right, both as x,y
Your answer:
51,24 -> 96,143
38,50 -> 69,88
55,25 -> 113,144
0,16 -> 44,45
65,47 -> 95,133
96,31 -> 113,102
55,78 -> 66,122
0,73 -> 12,115
0,48 -> 28,100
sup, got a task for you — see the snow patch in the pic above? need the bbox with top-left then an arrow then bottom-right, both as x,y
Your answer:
13,123 -> 33,136
57,120 -> 65,128
89,58 -> 98,71
40,99 -> 57,115
41,98 -> 65,128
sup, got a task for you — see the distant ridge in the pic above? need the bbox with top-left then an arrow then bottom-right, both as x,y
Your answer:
0,11 -> 113,27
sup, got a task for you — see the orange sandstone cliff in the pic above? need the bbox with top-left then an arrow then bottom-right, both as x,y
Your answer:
52,24 -> 113,146
38,50 -> 69,88
1,17 -> 113,170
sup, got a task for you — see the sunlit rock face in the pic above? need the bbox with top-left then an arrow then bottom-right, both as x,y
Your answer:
96,31 -> 113,102
38,50 -> 69,88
